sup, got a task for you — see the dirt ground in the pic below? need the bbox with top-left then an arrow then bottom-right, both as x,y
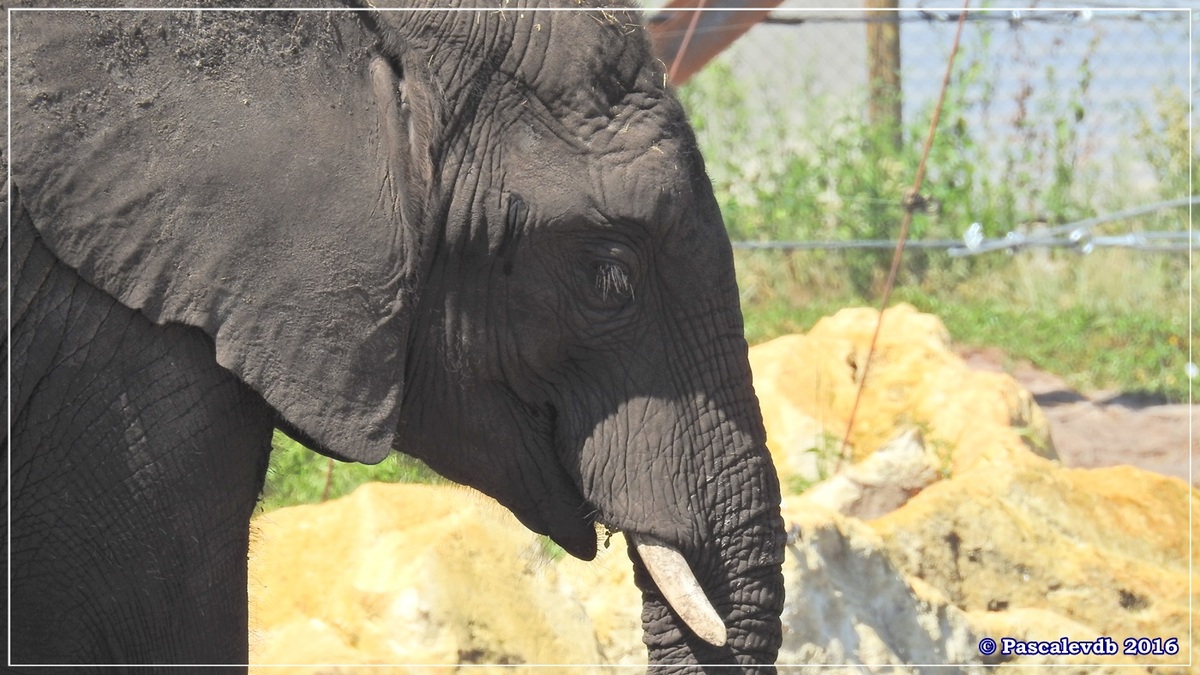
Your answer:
959,347 -> 1195,487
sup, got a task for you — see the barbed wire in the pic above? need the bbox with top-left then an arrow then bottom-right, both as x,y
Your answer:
756,9 -> 1188,26
733,239 -> 959,251
948,195 -> 1198,256
913,0 -> 1198,13
732,235 -> 1195,254
730,196 -> 1198,256
645,9 -> 1190,45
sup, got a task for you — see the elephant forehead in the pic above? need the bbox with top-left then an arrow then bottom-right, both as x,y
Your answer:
519,8 -> 661,125
498,97 -> 703,217
498,135 -> 707,238
401,2 -> 662,131
603,143 -> 707,223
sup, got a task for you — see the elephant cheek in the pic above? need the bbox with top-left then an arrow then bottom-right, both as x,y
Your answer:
394,380 -> 598,562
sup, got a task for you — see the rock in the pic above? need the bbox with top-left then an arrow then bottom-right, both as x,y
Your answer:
747,330 -> 856,488
749,304 -> 1057,489
796,428 -> 941,519
555,533 -> 646,667
249,482 -> 604,672
778,455 -> 1196,671
778,503 -> 986,667
250,618 -> 369,673
870,454 -> 1196,671
755,305 -> 1194,671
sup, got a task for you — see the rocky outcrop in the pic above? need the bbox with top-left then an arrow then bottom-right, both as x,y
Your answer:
248,483 -> 604,672
248,305 -> 1194,672
554,538 -> 646,668
795,428 -> 940,520
870,456 -> 1193,671
757,305 -> 1194,671
777,456 -> 1194,671
778,502 -> 985,667
749,304 -> 1057,489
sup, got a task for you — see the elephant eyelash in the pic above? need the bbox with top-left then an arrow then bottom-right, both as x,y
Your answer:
595,262 -> 634,304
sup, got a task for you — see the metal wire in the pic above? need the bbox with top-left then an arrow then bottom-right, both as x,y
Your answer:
731,235 -> 1196,254
756,9 -> 1187,26
729,197 -> 1197,256
947,196 -> 1198,256
646,8 -> 1187,28
733,239 -> 962,251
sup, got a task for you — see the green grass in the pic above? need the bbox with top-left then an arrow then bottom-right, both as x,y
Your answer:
698,45 -> 1195,404
917,297 -> 1189,401
259,430 -> 443,512
736,248 -> 1193,403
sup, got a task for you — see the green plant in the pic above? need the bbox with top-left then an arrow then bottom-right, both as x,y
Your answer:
1135,86 -> 1198,202
784,430 -> 845,495
537,536 -> 567,562
678,21 -> 1191,404
260,430 -> 443,511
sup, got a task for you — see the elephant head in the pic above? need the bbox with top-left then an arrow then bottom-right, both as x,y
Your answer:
10,0 -> 785,667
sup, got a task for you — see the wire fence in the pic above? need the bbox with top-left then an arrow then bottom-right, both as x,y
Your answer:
760,7 -> 1187,25
680,2 -> 1195,261
730,196 -> 1198,255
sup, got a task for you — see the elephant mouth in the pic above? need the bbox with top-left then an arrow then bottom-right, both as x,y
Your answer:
525,472 -> 728,648
541,507 -> 599,561
544,515 -> 727,649
504,458 -> 598,562
529,423 -> 731,649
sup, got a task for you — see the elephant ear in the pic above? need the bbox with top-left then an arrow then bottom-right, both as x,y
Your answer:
10,10 -> 435,463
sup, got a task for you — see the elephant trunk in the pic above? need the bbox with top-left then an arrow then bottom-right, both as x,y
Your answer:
630,445 -> 786,670
630,533 -> 729,647
589,320 -> 787,669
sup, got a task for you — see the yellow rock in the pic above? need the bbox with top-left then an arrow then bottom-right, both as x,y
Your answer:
749,303 -> 1055,488
870,454 -> 1197,670
248,482 -> 604,673
554,533 -> 645,667
776,501 -> 987,666
756,305 -> 1191,670
775,456 -> 1195,670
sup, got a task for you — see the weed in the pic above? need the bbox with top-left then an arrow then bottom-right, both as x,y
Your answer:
678,28 -> 1192,403
785,430 -> 845,495
260,430 -> 443,511
538,536 -> 567,562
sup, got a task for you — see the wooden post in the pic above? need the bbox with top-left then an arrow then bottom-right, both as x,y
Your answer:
866,0 -> 902,149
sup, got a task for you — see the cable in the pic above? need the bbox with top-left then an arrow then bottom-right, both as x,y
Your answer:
947,196 -> 1198,256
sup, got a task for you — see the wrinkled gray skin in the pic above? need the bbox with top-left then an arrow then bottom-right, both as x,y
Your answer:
8,1 -> 785,670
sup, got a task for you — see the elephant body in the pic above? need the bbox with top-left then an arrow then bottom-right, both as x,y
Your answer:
12,203 -> 275,662
8,2 -> 786,670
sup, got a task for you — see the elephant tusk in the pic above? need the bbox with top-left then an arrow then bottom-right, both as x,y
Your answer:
630,533 -> 728,647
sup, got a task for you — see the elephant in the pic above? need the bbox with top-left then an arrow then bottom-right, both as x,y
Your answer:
7,0 -> 786,670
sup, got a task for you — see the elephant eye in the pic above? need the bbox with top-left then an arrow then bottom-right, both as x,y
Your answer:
592,260 -> 634,307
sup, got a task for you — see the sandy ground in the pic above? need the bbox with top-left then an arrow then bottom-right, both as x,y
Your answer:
960,347 -> 1195,487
